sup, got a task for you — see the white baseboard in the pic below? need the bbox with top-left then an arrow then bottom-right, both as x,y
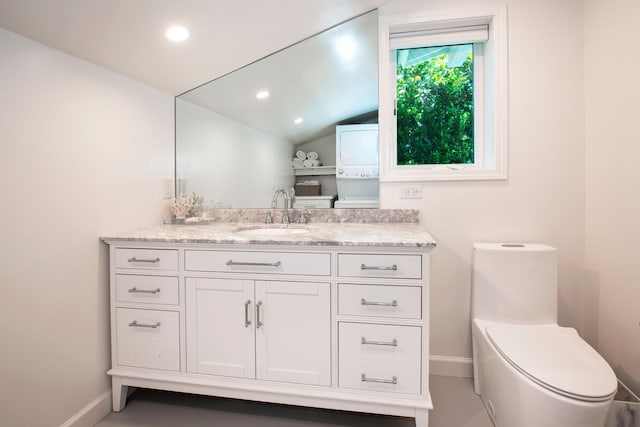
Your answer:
60,390 -> 111,427
430,355 -> 474,378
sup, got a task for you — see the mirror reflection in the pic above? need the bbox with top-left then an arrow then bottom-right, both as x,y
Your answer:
175,10 -> 379,209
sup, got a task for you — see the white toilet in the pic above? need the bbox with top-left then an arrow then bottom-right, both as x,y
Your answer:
472,243 -> 617,427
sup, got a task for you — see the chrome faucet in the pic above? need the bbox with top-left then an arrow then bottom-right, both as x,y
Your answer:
271,189 -> 290,224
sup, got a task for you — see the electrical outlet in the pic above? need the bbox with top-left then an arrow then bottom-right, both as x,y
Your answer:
400,185 -> 422,199
162,179 -> 174,199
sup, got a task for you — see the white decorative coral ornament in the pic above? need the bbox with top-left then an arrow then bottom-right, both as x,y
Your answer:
170,192 -> 204,223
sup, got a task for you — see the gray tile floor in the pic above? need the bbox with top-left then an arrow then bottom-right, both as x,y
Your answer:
95,375 -> 493,427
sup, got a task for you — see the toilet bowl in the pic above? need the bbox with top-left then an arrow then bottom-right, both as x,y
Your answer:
471,243 -> 617,427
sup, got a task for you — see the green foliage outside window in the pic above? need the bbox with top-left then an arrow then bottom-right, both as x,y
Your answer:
396,45 -> 474,165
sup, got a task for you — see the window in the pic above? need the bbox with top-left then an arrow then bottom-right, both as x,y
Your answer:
379,7 -> 508,181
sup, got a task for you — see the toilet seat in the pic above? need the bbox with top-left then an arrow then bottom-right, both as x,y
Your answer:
486,323 -> 617,402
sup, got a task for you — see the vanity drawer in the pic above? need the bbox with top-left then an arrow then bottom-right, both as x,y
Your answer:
339,322 -> 422,360
338,284 -> 421,319
115,248 -> 179,271
115,308 -> 180,371
116,274 -> 179,305
338,254 -> 421,279
184,250 -> 330,276
339,359 -> 421,395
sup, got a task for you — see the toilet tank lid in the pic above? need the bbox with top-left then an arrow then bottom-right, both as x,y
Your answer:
473,242 -> 556,252
486,323 -> 617,401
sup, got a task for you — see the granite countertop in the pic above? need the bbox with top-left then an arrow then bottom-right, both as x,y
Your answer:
100,221 -> 436,248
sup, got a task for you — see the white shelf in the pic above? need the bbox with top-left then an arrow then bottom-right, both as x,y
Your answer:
293,166 -> 336,176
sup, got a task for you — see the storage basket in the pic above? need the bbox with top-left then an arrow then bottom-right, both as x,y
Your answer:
295,184 -> 321,196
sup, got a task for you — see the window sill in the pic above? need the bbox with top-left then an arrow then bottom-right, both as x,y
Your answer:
379,166 -> 507,182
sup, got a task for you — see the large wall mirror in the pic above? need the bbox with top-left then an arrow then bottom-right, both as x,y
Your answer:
175,10 -> 379,209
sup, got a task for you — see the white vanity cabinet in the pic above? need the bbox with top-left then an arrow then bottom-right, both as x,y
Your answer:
105,240 -> 432,427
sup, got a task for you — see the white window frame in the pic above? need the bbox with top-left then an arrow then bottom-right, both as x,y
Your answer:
379,6 -> 509,182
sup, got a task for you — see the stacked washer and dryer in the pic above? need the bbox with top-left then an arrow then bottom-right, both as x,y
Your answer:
334,124 -> 379,209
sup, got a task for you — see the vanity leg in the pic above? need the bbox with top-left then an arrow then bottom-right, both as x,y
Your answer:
112,377 -> 128,412
415,408 -> 429,427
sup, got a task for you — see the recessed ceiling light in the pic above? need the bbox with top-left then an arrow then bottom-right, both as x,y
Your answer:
256,90 -> 270,100
294,117 -> 304,125
165,26 -> 190,42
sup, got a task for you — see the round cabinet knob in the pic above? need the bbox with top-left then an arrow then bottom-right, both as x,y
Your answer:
338,169 -> 343,175
361,172 -> 366,177
366,172 -> 371,177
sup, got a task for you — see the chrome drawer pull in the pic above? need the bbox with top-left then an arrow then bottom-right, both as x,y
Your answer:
361,374 -> 397,385
360,298 -> 398,307
256,301 -> 263,328
128,320 -> 161,329
361,263 -> 398,271
226,260 -> 282,267
127,257 -> 160,264
361,337 -> 398,347
128,287 -> 161,295
244,300 -> 252,327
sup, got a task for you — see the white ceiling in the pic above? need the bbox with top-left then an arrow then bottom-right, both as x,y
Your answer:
0,0 -> 391,95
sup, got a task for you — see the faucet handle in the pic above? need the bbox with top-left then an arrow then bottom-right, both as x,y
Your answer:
298,213 -> 307,224
282,212 -> 290,224
265,211 -> 273,224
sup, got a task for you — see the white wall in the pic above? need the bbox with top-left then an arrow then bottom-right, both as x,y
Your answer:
176,99 -> 295,208
379,0 -> 587,370
0,27 -> 174,426
298,133 -> 337,168
584,0 -> 640,394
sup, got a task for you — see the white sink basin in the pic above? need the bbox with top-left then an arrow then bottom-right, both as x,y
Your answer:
234,226 -> 310,236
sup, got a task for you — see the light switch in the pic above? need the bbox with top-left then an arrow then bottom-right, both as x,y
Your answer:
163,179 -> 174,199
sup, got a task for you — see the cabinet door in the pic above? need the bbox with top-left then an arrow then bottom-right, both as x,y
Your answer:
186,277 -> 255,379
255,281 -> 331,386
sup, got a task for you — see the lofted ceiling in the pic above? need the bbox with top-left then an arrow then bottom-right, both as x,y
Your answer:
178,10 -> 379,145
0,0 -> 392,95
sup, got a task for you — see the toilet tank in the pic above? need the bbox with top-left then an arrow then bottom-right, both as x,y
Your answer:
472,243 -> 558,324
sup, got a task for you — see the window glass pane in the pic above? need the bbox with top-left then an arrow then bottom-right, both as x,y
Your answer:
396,43 -> 474,165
